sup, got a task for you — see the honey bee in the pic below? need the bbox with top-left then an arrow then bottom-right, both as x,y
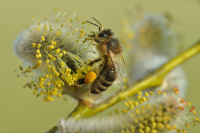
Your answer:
85,17 -> 131,94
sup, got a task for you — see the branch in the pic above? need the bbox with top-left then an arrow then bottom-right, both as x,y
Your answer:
46,41 -> 200,133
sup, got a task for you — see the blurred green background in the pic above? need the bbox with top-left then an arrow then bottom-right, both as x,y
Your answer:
1,0 -> 200,132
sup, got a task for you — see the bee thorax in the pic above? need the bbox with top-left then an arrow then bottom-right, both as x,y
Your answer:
106,38 -> 122,54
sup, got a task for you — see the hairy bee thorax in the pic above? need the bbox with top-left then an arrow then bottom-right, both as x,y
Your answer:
106,38 -> 122,54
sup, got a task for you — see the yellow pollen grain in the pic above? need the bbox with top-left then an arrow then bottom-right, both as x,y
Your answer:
56,49 -> 60,53
124,102 -> 129,106
49,45 -> 54,49
144,92 -> 149,97
141,97 -> 147,101
33,90 -> 37,95
36,54 -> 40,59
122,109 -> 128,114
41,36 -> 45,41
37,60 -> 42,64
59,53 -> 63,57
134,101 -> 138,106
151,129 -> 157,133
36,49 -> 40,53
48,54 -> 53,58
172,125 -> 177,129
63,50 -> 67,55
46,60 -> 49,63
130,104 -> 134,109
139,123 -> 144,129
56,33 -> 60,36
75,57 -> 79,60
158,90 -> 162,95
136,109 -> 140,114
81,33 -> 85,36
57,93 -> 62,97
47,82 -> 50,86
149,91 -> 154,95
51,41 -> 55,45
32,43 -> 36,48
137,96 -> 142,100
37,27 -> 40,31
39,53 -> 42,58
138,91 -> 143,95
37,43 -> 41,48
45,74 -> 49,78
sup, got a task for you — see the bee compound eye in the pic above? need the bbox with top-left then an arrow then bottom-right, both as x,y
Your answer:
99,33 -> 107,37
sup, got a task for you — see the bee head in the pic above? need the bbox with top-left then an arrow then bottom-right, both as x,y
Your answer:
98,29 -> 113,38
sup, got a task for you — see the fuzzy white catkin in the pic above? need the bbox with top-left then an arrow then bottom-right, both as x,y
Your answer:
13,10 -> 101,102
56,91 -> 196,133
124,13 -> 187,97
129,13 -> 181,57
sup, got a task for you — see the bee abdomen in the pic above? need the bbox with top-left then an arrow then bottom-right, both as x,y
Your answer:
91,68 -> 116,94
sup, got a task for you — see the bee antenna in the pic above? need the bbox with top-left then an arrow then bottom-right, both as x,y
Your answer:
85,21 -> 101,31
92,17 -> 102,27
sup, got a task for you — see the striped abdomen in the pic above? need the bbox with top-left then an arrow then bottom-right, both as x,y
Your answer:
91,66 -> 116,94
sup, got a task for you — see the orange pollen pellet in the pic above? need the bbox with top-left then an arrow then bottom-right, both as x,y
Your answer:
84,72 -> 97,84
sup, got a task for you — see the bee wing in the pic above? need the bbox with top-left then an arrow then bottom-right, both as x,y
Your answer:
108,50 -> 131,92
117,54 -> 132,89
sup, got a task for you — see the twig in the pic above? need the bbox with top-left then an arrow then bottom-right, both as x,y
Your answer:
46,41 -> 200,133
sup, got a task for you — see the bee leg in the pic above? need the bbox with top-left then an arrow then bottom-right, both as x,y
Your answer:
94,39 -> 101,43
85,37 -> 101,43
88,57 -> 104,66
85,37 -> 94,42
79,100 -> 93,108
